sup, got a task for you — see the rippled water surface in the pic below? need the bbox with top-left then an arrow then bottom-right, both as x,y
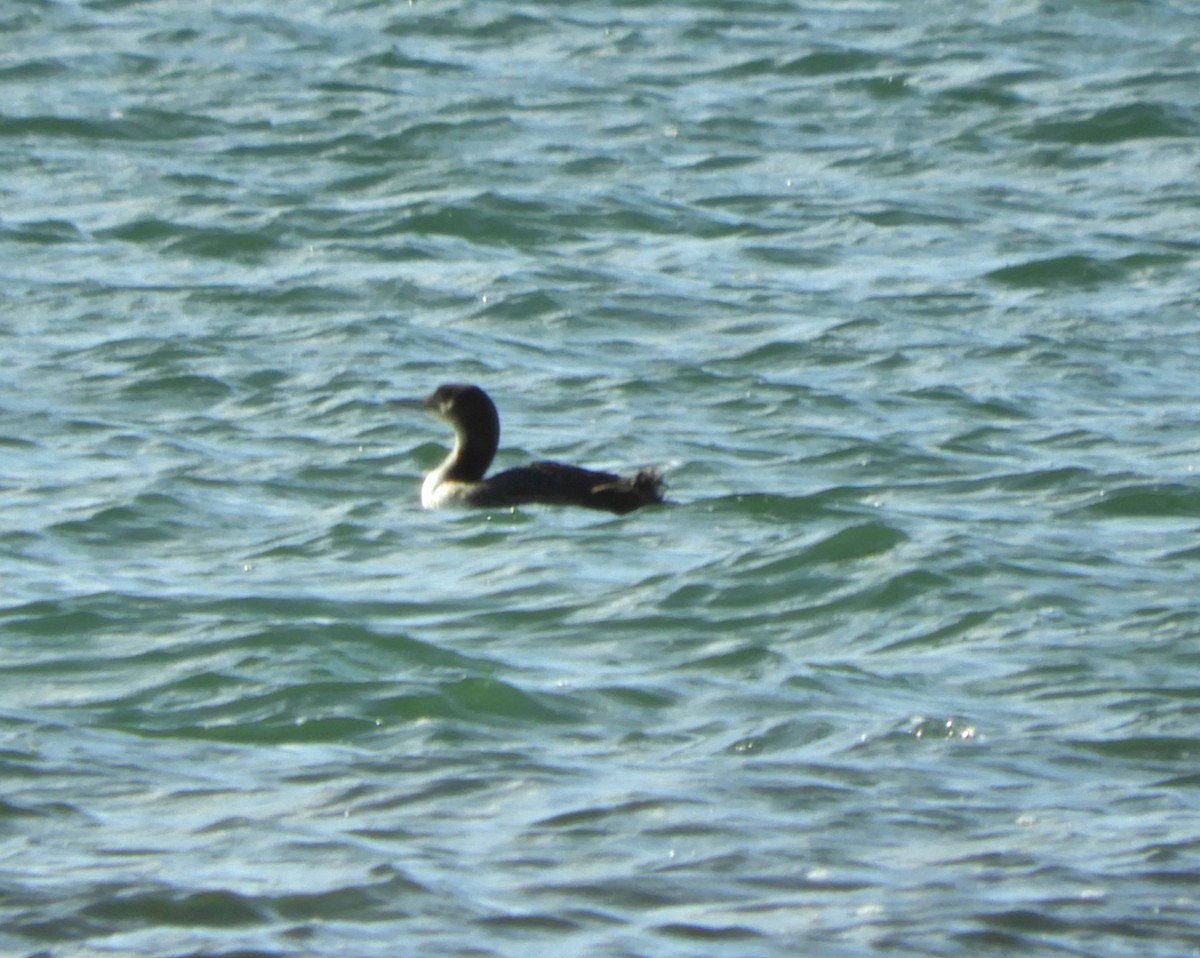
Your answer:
4,1 -> 1200,956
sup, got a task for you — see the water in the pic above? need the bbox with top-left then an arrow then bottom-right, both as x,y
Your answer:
4,1 -> 1200,955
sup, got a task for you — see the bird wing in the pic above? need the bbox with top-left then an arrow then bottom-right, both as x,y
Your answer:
470,461 -> 664,515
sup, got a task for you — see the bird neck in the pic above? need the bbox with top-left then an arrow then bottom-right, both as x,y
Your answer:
442,418 -> 497,482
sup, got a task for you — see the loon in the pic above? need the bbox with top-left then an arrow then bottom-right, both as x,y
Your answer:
406,383 -> 664,515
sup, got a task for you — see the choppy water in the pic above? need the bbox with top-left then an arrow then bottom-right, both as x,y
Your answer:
4,1 -> 1200,956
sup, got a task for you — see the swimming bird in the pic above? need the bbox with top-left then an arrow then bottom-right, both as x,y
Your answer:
404,383 -> 664,515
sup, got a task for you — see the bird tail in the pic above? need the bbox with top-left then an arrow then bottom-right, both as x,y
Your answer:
591,468 -> 666,515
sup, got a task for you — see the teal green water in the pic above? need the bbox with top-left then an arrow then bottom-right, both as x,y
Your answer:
4,2 -> 1200,956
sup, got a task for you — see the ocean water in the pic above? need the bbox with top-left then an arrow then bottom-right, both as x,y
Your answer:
3,1 -> 1200,955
